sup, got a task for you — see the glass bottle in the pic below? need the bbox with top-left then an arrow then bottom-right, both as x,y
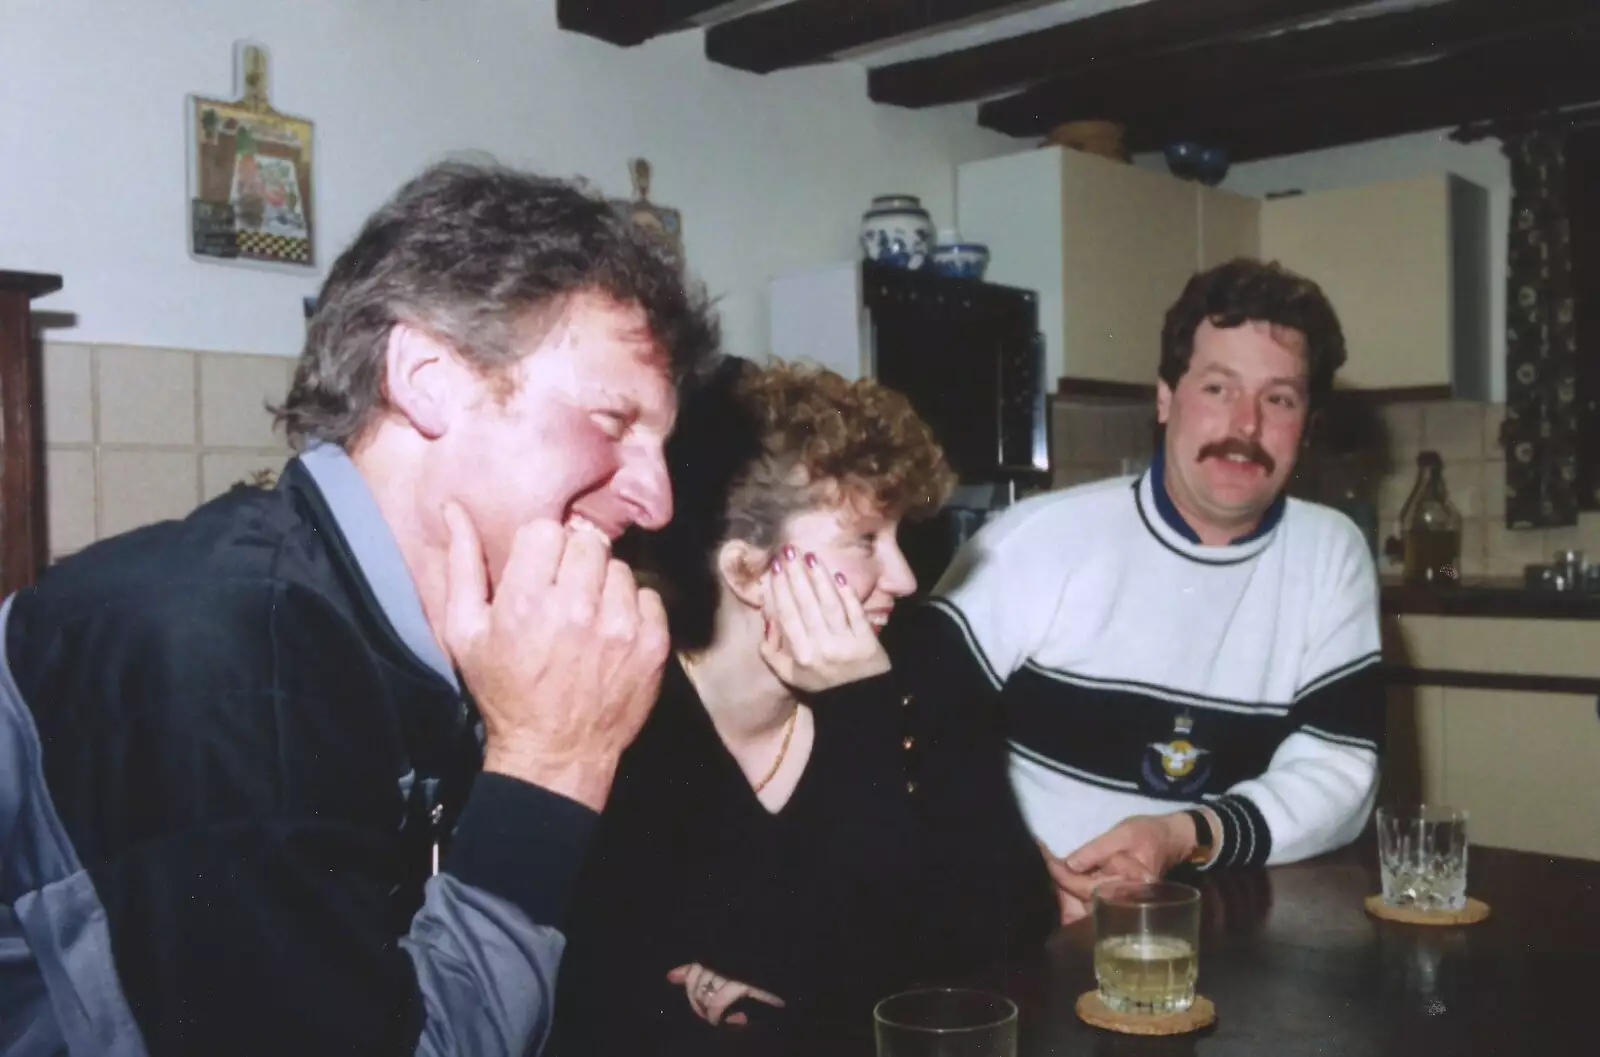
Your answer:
1397,451 -> 1462,586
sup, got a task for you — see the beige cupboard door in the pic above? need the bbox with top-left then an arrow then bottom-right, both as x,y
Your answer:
1058,151 -> 1200,387
1199,186 -> 1261,270
1260,175 -> 1453,391
1438,688 -> 1600,861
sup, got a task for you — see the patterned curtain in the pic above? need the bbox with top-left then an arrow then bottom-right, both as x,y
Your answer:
1503,129 -> 1581,528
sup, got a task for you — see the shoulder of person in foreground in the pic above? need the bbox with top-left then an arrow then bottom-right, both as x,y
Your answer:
2,491 -> 591,1057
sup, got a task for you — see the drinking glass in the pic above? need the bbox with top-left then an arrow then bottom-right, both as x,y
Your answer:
1091,880 -> 1201,1014
1377,804 -> 1469,911
874,988 -> 1017,1057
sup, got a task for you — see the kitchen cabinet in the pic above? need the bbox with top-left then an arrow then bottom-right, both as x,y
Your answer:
956,147 -> 1257,389
1199,187 -> 1260,269
1382,613 -> 1600,861
1260,174 -> 1491,397
956,150 -> 1491,398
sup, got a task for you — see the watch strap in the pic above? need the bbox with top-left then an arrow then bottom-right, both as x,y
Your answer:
1185,808 -> 1215,865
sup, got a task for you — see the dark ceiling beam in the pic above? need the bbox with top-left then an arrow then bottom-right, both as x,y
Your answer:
867,0 -> 1370,109
1122,21 -> 1600,163
980,0 -> 1600,137
705,0 -> 1055,75
556,0 -> 754,48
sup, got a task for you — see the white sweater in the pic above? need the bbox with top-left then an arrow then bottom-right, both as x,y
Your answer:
928,462 -> 1384,868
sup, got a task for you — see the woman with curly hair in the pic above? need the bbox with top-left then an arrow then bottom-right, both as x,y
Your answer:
552,357 -> 1055,1056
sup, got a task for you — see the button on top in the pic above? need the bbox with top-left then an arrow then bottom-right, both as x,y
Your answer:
900,693 -> 913,707
905,780 -> 918,794
902,735 -> 915,750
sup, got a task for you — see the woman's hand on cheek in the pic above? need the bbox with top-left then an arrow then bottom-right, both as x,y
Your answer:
758,546 -> 890,692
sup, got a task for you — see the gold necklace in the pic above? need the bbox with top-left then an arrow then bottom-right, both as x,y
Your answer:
753,707 -> 799,794
679,651 -> 800,795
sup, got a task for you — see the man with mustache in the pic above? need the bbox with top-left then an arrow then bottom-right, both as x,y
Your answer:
0,162 -> 719,1054
899,257 -> 1381,922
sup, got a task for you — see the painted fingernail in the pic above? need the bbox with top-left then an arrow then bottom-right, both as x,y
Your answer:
803,552 -> 818,569
834,572 -> 847,586
782,544 -> 796,561
771,558 -> 782,574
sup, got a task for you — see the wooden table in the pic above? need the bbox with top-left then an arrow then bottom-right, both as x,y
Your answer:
974,840 -> 1600,1056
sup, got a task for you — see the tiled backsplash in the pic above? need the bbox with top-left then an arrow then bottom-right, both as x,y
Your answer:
1048,395 -> 1600,578
41,347 -> 1600,582
1367,400 -> 1600,577
42,342 -> 295,560
1050,398 -> 1156,487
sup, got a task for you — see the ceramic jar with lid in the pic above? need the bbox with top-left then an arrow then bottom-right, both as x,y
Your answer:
859,194 -> 935,270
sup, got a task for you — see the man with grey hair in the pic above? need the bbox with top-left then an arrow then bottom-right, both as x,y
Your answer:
0,162 -> 720,1056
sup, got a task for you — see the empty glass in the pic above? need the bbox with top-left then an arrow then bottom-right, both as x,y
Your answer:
1377,804 -> 1469,911
1091,880 -> 1201,1015
874,988 -> 1017,1057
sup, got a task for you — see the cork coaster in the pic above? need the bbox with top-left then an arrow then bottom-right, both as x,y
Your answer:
1364,894 -> 1491,926
1075,991 -> 1216,1036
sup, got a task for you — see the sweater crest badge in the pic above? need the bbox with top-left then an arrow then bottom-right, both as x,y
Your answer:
1142,711 -> 1212,795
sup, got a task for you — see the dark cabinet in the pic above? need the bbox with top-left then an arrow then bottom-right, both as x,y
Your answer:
858,262 -> 1049,595
862,260 -> 1049,490
0,270 -> 60,594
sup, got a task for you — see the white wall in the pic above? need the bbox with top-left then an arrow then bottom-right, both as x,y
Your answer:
1203,131 -> 1512,402
0,0 -> 1012,361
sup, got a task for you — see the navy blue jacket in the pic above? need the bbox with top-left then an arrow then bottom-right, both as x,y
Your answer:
0,445 -> 590,1057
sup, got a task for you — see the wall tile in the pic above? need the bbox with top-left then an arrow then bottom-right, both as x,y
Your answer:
1377,402 -> 1424,461
1062,403 -> 1107,462
98,449 -> 200,538
43,342 -> 94,445
1376,470 -> 1415,526
1482,403 -> 1506,462
1481,460 -> 1506,523
1577,514 -> 1600,558
1049,402 -> 1077,471
1457,518 -> 1486,578
46,448 -> 96,557
201,452 -> 289,502
1484,521 -> 1550,577
96,346 -> 196,446
1422,401 -> 1485,462
199,353 -> 295,449
1439,457 -> 1483,518
1104,405 -> 1155,460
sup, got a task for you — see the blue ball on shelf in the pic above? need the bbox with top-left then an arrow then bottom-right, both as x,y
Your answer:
1164,141 -> 1202,181
1165,142 -> 1231,186
1196,146 -> 1231,186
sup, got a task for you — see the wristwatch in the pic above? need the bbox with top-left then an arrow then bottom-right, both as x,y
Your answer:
1184,808 -> 1215,866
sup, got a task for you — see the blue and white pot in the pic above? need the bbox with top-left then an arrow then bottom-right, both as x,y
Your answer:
932,239 -> 991,280
859,194 -> 935,270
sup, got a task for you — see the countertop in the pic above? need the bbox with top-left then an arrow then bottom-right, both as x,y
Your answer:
1381,576 -> 1600,621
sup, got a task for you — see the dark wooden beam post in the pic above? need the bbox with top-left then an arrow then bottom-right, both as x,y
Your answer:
868,0 -> 1368,109
0,270 -> 60,595
979,0 -> 1600,138
705,0 -> 1056,74
556,0 -> 757,47
1116,23 -> 1600,161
